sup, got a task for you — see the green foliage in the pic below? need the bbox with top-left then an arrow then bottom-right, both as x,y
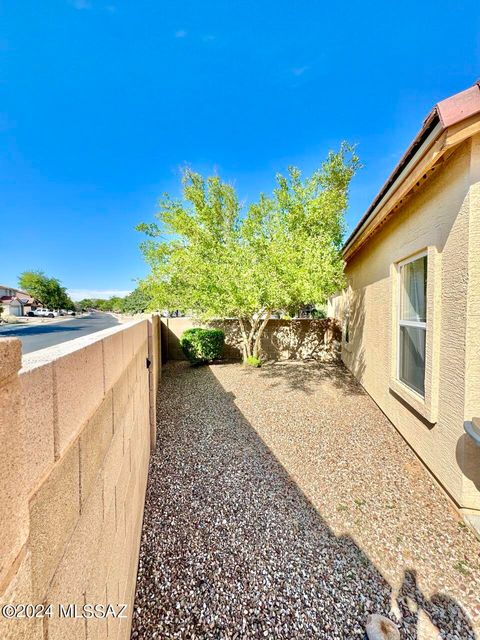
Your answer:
76,296 -> 122,312
138,143 -> 360,360
311,307 -> 327,319
245,355 -> 261,367
76,288 -> 152,314
76,298 -> 94,310
180,328 -> 225,365
102,296 -> 124,312
121,287 -> 153,314
18,270 -> 74,310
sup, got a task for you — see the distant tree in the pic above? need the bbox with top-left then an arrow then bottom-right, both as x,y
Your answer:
19,270 -> 74,310
121,287 -> 152,314
94,299 -> 109,311
106,296 -> 124,312
137,143 -> 360,362
77,298 -> 94,310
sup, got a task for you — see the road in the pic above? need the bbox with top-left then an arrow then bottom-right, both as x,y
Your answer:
0,312 -> 121,354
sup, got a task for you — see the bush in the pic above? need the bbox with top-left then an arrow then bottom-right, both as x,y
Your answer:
311,307 -> 327,319
245,355 -> 261,367
1,314 -> 19,324
180,328 -> 225,365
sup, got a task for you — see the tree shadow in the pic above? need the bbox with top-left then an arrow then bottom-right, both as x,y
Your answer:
160,317 -> 343,364
132,362 -> 476,639
246,359 -> 365,396
261,318 -> 341,362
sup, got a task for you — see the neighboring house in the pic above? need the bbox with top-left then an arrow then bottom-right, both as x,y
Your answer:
0,296 -> 23,317
329,81 -> 480,528
0,284 -> 39,316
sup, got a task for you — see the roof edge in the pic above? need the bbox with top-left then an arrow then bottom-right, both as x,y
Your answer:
343,81 -> 480,258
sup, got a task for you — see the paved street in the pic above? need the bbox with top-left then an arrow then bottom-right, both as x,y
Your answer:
0,312 -> 120,354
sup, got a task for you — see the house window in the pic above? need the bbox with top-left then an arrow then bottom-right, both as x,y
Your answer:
398,253 -> 427,396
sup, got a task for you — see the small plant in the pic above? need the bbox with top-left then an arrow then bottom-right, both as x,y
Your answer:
311,307 -> 327,319
1,314 -> 19,324
245,356 -> 261,367
454,560 -> 470,576
337,504 -> 349,512
180,328 -> 225,365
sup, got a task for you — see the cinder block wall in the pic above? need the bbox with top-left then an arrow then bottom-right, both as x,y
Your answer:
0,316 -> 161,640
161,317 -> 341,362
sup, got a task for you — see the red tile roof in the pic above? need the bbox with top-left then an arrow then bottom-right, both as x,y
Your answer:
436,81 -> 480,127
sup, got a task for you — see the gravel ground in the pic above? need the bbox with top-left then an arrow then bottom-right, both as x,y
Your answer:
132,361 -> 480,639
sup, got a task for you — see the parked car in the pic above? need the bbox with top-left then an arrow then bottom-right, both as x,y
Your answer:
31,308 -> 60,318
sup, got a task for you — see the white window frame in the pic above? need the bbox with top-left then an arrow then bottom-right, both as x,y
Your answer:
397,251 -> 428,399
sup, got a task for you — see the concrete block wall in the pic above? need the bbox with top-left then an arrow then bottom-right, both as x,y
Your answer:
0,317 -> 161,640
161,317 -> 341,362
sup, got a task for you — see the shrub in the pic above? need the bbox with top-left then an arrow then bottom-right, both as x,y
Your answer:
1,314 -> 19,324
245,355 -> 261,367
311,307 -> 327,319
180,328 -> 225,365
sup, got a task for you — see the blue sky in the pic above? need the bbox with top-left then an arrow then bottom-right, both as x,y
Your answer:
1,1 -> 479,299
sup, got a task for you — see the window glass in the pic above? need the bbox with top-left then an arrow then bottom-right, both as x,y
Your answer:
400,256 -> 427,322
399,325 -> 425,395
398,254 -> 427,396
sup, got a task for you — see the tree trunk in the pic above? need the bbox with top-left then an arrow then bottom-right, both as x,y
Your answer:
238,311 -> 272,362
238,317 -> 251,360
252,311 -> 271,359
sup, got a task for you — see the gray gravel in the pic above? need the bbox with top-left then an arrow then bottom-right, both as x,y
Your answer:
132,361 -> 480,639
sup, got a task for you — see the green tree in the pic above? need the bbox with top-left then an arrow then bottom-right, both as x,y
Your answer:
19,270 -> 74,310
77,298 -> 94,310
138,143 -> 359,362
105,296 -> 124,312
121,287 -> 153,314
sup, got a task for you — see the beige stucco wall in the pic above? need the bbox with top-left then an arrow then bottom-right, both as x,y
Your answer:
161,317 -> 341,362
0,316 -> 161,640
332,137 -> 480,512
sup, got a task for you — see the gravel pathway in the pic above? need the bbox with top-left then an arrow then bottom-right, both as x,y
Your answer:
132,361 -> 480,639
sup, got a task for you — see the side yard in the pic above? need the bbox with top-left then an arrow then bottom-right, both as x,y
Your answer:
132,361 -> 480,639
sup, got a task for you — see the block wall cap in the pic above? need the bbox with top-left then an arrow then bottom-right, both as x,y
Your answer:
20,318 -> 147,373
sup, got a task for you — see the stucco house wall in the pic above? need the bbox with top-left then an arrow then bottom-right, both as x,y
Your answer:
332,135 -> 480,513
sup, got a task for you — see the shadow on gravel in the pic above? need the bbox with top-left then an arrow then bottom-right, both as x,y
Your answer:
132,363 -> 476,639
250,359 -> 365,396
